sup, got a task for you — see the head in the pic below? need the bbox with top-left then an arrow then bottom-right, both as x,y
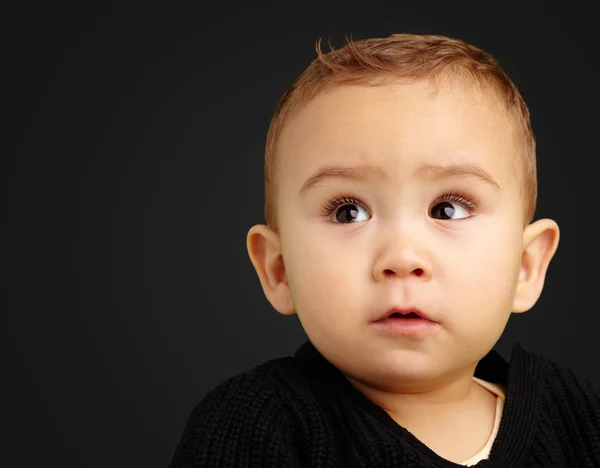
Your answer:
247,34 -> 559,392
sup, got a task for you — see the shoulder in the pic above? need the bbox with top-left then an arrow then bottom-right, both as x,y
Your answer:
505,345 -> 600,465
531,348 -> 600,401
168,356 -> 315,467
524,346 -> 600,431
511,343 -> 599,395
180,355 -> 303,431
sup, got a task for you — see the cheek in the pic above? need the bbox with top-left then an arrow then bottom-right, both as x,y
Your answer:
284,233 -> 364,320
458,220 -> 522,278
470,246 -> 520,285
449,235 -> 521,325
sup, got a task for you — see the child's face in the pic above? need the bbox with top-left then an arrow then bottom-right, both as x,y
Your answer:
273,81 -> 528,387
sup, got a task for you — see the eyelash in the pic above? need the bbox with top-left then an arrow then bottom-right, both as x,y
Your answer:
321,190 -> 479,221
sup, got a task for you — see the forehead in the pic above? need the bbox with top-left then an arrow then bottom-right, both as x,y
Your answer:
276,81 -> 520,195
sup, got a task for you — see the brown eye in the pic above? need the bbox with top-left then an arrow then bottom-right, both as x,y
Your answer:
324,197 -> 370,224
430,201 -> 470,220
334,204 -> 363,223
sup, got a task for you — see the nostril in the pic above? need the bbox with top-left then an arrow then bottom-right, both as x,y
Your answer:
383,268 -> 425,277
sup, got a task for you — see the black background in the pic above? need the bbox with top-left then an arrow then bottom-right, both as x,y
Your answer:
7,3 -> 597,467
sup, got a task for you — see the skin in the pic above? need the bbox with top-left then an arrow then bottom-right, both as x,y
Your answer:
246,80 -> 560,462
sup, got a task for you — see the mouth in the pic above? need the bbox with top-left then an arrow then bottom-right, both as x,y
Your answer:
375,307 -> 436,323
371,306 -> 439,335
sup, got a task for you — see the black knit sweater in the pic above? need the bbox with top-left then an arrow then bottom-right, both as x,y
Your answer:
168,341 -> 600,467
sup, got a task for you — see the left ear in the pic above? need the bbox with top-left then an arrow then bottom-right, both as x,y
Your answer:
512,218 -> 560,313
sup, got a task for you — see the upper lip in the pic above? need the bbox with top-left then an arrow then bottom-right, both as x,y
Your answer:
375,306 -> 436,323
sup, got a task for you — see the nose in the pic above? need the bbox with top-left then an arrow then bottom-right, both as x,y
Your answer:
372,230 -> 432,283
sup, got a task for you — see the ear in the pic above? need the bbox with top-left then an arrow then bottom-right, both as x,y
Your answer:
512,218 -> 560,313
246,224 -> 296,316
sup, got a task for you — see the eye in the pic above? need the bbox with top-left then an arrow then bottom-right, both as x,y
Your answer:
321,191 -> 478,224
322,196 -> 370,224
430,201 -> 469,220
429,192 -> 477,220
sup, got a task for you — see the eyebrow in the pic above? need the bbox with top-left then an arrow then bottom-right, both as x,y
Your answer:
299,164 -> 387,194
298,162 -> 501,195
416,163 -> 501,190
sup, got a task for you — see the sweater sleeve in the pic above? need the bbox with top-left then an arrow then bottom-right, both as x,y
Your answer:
167,366 -> 301,468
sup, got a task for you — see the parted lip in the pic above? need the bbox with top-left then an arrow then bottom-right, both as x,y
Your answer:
375,307 -> 436,323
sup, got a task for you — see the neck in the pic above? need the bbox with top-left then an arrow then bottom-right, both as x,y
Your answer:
344,364 -> 483,424
345,368 -> 499,463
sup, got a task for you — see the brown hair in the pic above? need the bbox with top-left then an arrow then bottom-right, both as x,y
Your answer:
263,33 -> 537,232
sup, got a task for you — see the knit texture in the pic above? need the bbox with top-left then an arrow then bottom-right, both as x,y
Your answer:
168,341 -> 600,467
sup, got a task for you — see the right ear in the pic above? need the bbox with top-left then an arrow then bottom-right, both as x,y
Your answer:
246,224 -> 296,316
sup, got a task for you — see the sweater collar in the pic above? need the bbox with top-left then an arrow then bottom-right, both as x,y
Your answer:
295,340 -> 546,467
